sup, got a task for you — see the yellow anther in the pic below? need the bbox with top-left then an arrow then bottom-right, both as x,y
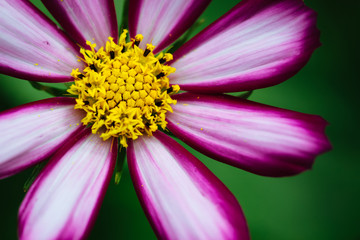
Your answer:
86,41 -> 97,51
119,30 -> 128,44
144,75 -> 153,83
103,82 -> 110,91
68,30 -> 179,147
134,82 -> 143,90
113,61 -> 121,69
146,44 -> 155,52
144,44 -> 155,57
143,84 -> 151,93
134,34 -> 144,42
128,99 -> 135,108
126,83 -> 135,92
139,90 -> 147,99
103,69 -> 111,78
164,53 -> 173,62
127,77 -> 135,85
171,85 -> 180,93
114,93 -> 122,102
131,91 -> 140,100
121,65 -> 130,72
128,61 -> 136,68
149,90 -> 158,99
120,72 -> 128,79
123,91 -> 131,100
135,74 -> 144,82
134,65 -> 142,73
112,68 -> 120,76
107,75 -> 117,83
119,56 -> 128,64
119,101 -> 127,110
145,96 -> 154,105
110,83 -> 119,92
119,86 -> 126,94
128,69 -> 137,77
136,99 -> 145,107
108,100 -> 116,108
106,91 -> 115,99
116,78 -> 125,85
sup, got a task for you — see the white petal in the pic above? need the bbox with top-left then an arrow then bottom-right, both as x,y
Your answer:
0,98 -> 85,179
128,132 -> 249,239
0,0 -> 83,82
19,132 -> 117,240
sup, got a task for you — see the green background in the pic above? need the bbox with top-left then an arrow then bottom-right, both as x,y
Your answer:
0,0 -> 358,239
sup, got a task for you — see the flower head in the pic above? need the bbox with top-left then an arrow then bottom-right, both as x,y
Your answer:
0,0 -> 331,239
68,32 -> 179,146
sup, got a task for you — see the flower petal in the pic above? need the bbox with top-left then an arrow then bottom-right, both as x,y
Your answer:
0,0 -> 83,82
127,132 -> 249,240
167,93 -> 331,177
0,97 -> 85,179
128,0 -> 210,53
42,0 -> 118,49
18,131 -> 117,240
170,0 -> 320,93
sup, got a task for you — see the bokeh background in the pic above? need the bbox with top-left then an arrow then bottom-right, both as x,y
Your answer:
0,0 -> 358,239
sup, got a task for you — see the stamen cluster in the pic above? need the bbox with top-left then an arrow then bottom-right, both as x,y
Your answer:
68,30 -> 179,147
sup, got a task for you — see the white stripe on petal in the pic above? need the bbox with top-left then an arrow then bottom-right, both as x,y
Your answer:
128,132 -> 249,240
19,132 -> 117,240
0,0 -> 83,82
42,0 -> 118,49
0,98 -> 85,179
170,0 -> 320,92
167,93 -> 331,177
129,0 -> 210,53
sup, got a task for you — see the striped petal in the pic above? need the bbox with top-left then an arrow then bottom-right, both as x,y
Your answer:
19,131 -> 117,240
0,97 -> 85,179
0,0 -> 83,82
42,0 -> 118,49
129,0 -> 210,53
167,93 -> 331,177
170,0 -> 320,93
128,132 -> 249,240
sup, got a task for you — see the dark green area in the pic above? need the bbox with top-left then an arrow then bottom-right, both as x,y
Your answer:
0,0 -> 359,239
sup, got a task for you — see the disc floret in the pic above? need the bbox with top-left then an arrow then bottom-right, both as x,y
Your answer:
68,30 -> 179,147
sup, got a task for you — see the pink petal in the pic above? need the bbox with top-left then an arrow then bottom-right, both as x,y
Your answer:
167,93 -> 331,177
170,0 -> 321,93
129,0 -> 210,53
128,132 -> 249,240
42,0 -> 118,49
0,97 -> 85,179
0,0 -> 83,82
19,131 -> 117,240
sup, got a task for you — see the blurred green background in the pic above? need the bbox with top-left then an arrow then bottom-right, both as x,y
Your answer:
0,0 -> 358,239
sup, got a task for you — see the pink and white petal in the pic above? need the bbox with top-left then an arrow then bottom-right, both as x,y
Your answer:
42,0 -> 118,49
128,132 -> 249,240
129,0 -> 210,53
19,131 -> 117,240
0,0 -> 83,82
167,93 -> 331,177
0,97 -> 85,179
170,0 -> 320,93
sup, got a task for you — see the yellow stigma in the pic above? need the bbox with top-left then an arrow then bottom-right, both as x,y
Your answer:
68,30 -> 179,147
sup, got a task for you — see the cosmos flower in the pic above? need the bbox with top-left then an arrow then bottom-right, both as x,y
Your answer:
0,0 -> 331,239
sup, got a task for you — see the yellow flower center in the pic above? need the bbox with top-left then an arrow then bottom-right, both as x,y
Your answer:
68,30 -> 179,147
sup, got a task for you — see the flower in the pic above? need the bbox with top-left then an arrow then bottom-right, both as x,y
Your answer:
0,0 -> 331,239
